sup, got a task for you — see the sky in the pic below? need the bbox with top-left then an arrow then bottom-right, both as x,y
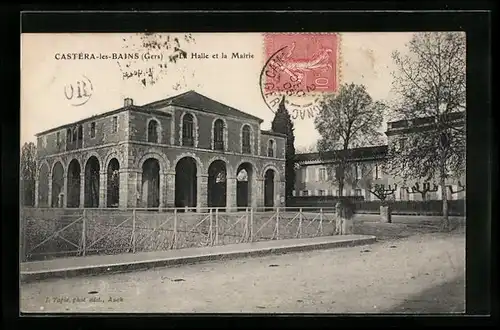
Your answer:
21,32 -> 414,151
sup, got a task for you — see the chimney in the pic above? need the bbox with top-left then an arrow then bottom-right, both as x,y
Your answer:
124,98 -> 133,107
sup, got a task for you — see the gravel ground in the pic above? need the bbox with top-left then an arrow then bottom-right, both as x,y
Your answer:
21,226 -> 465,314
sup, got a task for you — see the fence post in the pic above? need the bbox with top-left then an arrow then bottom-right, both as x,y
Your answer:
299,208 -> 303,238
319,208 -> 323,236
276,207 -> 280,240
132,209 -> 136,253
82,209 -> 86,256
209,208 -> 213,246
250,207 -> 254,242
173,208 -> 177,249
215,208 -> 219,245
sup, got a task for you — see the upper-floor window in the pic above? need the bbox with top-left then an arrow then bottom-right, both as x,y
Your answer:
56,132 -> 60,145
242,125 -> 251,154
318,168 -> 327,181
72,127 -> 78,142
78,125 -> 83,140
182,113 -> 194,147
213,119 -> 224,151
90,122 -> 96,138
267,139 -> 275,157
67,128 -> 72,143
373,163 -> 382,180
354,189 -> 362,196
148,119 -> 159,143
112,116 -> 118,133
302,190 -> 309,196
355,164 -> 362,180
399,137 -> 407,150
318,189 -> 326,196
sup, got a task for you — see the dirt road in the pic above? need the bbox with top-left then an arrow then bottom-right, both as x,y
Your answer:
21,227 -> 465,314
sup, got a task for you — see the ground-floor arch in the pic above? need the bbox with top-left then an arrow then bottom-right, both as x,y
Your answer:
142,158 -> 160,208
51,162 -> 64,207
38,163 -> 50,207
208,160 -> 227,208
175,157 -> 198,209
107,158 -> 120,208
236,162 -> 253,209
264,168 -> 275,208
67,159 -> 81,208
84,156 -> 100,208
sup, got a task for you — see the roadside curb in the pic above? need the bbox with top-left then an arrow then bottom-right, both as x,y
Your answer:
20,235 -> 376,283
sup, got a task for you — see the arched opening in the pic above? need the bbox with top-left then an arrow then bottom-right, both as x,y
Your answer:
242,125 -> 251,154
67,159 -> 81,208
264,169 -> 275,209
208,160 -> 227,209
38,163 -> 49,207
175,157 -> 197,209
107,158 -> 120,208
141,158 -> 160,208
267,139 -> 275,157
84,156 -> 100,207
213,119 -> 224,151
182,113 -> 194,147
148,119 -> 159,143
236,163 -> 253,209
51,162 -> 64,207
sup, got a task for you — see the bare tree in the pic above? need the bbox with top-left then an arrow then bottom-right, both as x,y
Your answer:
388,32 -> 466,230
314,83 -> 385,196
21,142 -> 37,206
296,143 -> 317,154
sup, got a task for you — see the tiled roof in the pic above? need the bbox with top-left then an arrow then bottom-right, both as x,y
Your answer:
295,145 -> 388,163
144,90 -> 264,123
261,130 -> 287,138
36,91 -> 264,136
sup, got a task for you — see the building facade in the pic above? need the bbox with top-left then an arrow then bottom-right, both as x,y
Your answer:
294,112 -> 466,201
34,91 -> 287,210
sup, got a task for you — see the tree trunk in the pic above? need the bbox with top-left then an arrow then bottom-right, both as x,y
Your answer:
440,173 -> 449,230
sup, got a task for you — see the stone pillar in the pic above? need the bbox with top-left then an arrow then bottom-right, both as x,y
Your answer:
166,171 -> 176,208
251,175 -> 258,208
197,174 -> 208,212
256,178 -> 264,208
48,171 -> 53,208
159,172 -> 167,209
63,174 -> 68,208
99,172 -> 106,208
121,169 -> 139,209
226,177 -> 237,212
79,173 -> 85,208
34,178 -> 39,207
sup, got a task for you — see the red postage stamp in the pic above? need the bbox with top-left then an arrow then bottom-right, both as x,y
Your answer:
263,33 -> 340,94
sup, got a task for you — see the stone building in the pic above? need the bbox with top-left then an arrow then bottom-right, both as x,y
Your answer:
294,112 -> 466,201
34,91 -> 287,211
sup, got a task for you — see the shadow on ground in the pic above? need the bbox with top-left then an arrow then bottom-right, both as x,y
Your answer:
353,219 -> 465,241
384,274 -> 466,314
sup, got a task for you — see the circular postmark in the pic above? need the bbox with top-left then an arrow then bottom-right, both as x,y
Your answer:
64,75 -> 93,106
259,33 -> 339,121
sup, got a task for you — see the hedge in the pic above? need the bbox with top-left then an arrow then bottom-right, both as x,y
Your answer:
287,197 -> 465,216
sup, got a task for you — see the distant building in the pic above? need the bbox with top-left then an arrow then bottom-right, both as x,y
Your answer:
34,91 -> 286,210
294,112 -> 466,201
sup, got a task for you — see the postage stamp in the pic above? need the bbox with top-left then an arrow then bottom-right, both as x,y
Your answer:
260,33 -> 340,118
263,33 -> 339,93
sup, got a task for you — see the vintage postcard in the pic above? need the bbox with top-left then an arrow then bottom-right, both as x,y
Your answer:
20,31 -> 466,313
